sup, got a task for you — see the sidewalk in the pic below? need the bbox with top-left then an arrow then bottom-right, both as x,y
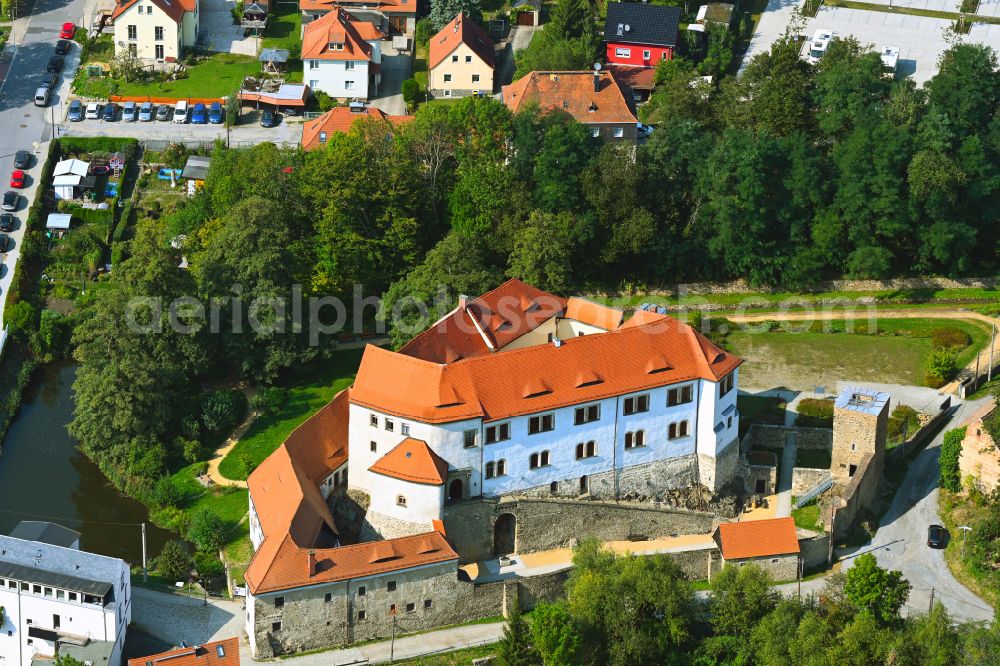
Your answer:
312,622 -> 505,666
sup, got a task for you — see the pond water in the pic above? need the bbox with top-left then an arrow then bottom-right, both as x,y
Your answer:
0,360 -> 175,565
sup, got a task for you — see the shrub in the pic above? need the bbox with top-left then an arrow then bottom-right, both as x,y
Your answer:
187,509 -> 227,553
178,437 -> 203,464
931,327 -> 971,349
249,386 -> 288,416
924,347 -> 957,387
940,427 -> 965,493
402,78 -> 420,108
193,551 -> 226,590
240,452 -> 258,477
200,389 -> 247,434
151,475 -> 182,508
155,540 -> 191,582
796,398 -> 834,426
313,90 -> 335,112
887,404 -> 921,443
415,17 -> 432,45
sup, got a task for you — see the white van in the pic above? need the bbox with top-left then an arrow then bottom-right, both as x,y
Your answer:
173,100 -> 189,124
34,87 -> 51,107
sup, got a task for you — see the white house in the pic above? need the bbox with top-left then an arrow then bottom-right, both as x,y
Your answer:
301,8 -> 382,100
52,159 -> 90,201
0,529 -> 131,666
111,0 -> 199,62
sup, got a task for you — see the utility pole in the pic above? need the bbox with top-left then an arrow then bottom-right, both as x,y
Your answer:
989,324 -> 996,382
797,557 -> 802,600
141,522 -> 148,583
389,612 -> 397,663
928,587 -> 935,612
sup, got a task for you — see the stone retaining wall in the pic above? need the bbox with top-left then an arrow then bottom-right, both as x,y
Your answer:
745,425 -> 832,450
792,467 -> 831,496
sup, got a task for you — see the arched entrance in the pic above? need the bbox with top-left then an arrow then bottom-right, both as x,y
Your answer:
448,479 -> 464,501
493,513 -> 516,556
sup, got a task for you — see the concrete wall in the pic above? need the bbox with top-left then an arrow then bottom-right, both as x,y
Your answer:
792,467 -> 830,496
960,413 -> 1000,493
724,553 -> 798,581
442,496 -> 715,563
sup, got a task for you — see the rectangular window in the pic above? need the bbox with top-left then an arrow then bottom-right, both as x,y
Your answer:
370,441 -> 377,452
345,80 -> 355,90
33,585 -> 41,594
574,404 -> 600,425
358,586 -> 366,596
615,47 -> 630,58
444,74 -> 452,82
396,495 -> 407,507
345,60 -> 355,70
451,55 -> 458,62
613,127 -> 624,138
719,372 -> 735,397
424,599 -> 432,609
44,587 -> 52,597
486,423 -> 510,444
127,24 -> 137,40
309,80 -> 319,89
465,55 -> 472,63
528,414 -> 554,434
68,592 -> 77,601
310,60 -> 320,69
385,418 -> 394,432
325,592 -> 332,603
401,423 -> 410,436
154,44 -> 164,60
464,429 -> 478,448
272,621 -> 282,632
274,596 -> 284,608
591,127 -> 600,138
155,26 -> 164,41
56,589 -> 64,600
623,395 -> 649,415
668,385 -> 693,406
406,602 -> 415,612
643,49 -> 651,59
387,581 -> 396,592
472,74 -> 480,82
370,414 -> 378,427
358,610 -> 367,620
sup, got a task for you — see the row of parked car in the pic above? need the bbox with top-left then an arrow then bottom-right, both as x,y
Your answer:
66,100 -> 226,124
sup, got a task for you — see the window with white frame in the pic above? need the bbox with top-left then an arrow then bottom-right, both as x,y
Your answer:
444,74 -> 452,82
396,495 -> 407,507
529,450 -> 550,469
575,441 -> 597,459
345,80 -> 355,90
310,60 -> 319,69
384,418 -> 394,432
486,422 -> 510,444
486,459 -> 507,479
401,422 -> 410,436
615,47 -> 630,58
591,127 -> 600,137
309,79 -> 319,89
370,414 -> 378,427
625,430 -> 645,449
623,394 -> 649,415
668,385 -> 693,406
127,24 -> 137,40
643,49 -> 651,59
155,26 -> 164,41
613,127 -> 624,138
574,403 -> 600,425
528,413 -> 554,434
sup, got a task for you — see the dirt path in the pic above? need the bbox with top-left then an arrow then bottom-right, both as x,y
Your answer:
723,308 -> 1000,394
205,385 -> 256,489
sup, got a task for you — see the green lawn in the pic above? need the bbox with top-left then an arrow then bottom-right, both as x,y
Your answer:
792,503 -> 822,531
795,448 -> 831,469
262,2 -> 302,51
829,0 -> 1000,23
218,348 -> 365,480
75,53 -> 259,99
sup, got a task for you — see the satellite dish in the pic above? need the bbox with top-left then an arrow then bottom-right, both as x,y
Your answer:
593,62 -> 602,71
118,41 -> 125,47
624,23 -> 631,31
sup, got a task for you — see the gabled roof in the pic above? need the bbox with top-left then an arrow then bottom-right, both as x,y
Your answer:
429,12 -> 496,70
564,297 -> 623,330
502,71 -> 637,125
301,106 -> 414,150
714,517 -> 800,560
127,638 -> 240,666
603,2 -> 680,48
299,0 -> 416,15
369,438 -> 449,485
111,0 -> 194,23
301,8 -> 377,61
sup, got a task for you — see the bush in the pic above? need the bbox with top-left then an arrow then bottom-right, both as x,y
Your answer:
940,427 -> 965,493
240,452 -> 258,477
193,551 -> 226,591
151,474 -> 181,508
154,540 -> 191,582
313,90 -> 335,112
59,137 -> 138,156
887,404 -> 921,443
187,509 -> 227,553
415,17 -> 432,45
402,78 -> 420,109
796,398 -> 834,426
249,386 -> 288,416
178,437 -> 203,464
200,389 -> 247,434
925,347 -> 957,387
931,327 -> 971,350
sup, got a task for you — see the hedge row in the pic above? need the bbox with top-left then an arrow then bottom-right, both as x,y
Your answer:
59,136 -> 139,156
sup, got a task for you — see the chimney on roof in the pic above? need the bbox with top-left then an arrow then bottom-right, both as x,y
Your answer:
458,294 -> 469,310
593,71 -> 601,93
307,550 -> 316,577
553,337 -> 562,347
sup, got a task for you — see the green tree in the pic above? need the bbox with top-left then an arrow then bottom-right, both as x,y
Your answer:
429,0 -> 481,31
187,509 -> 227,553
151,475 -> 182,508
709,563 -> 778,639
925,347 -> 957,386
749,599 -> 805,666
926,44 -> 1000,137
546,0 -> 592,40
155,540 -> 191,581
940,426 -> 966,493
843,553 -> 911,625
514,36 -> 596,80
530,602 -> 584,666
825,610 -> 893,666
507,211 -> 575,293
892,602 -> 960,666
200,389 -> 247,434
495,603 -> 538,666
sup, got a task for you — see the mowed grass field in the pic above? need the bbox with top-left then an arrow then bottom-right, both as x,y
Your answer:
725,318 -> 991,390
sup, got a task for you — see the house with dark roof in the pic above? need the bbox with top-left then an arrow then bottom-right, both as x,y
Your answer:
111,0 -> 199,62
428,13 -> 496,99
603,1 -> 680,67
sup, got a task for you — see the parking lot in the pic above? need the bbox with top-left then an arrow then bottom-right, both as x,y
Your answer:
60,104 -> 303,146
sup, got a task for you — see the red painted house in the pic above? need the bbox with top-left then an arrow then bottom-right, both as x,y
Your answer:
604,2 -> 681,67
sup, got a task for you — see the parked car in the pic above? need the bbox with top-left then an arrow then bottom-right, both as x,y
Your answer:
156,104 -> 171,121
13,151 -> 31,170
0,214 -> 14,232
39,72 -> 58,89
9,171 -> 25,189
84,102 -> 101,120
33,86 -> 51,107
208,101 -> 224,124
102,102 -> 117,121
927,524 -> 947,549
122,100 -> 137,122
173,100 -> 189,123
0,234 -> 11,252
1,191 -> 18,212
46,55 -> 64,73
59,22 -> 75,39
281,106 -> 299,116
139,101 -> 154,121
259,109 -> 277,128
190,103 -> 207,124
67,99 -> 83,121
637,122 -> 654,138
54,39 -> 71,55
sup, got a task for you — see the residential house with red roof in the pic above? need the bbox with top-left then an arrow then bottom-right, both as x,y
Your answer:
111,0 -> 199,62
501,71 -> 639,142
128,638 -> 240,666
427,13 -> 496,99
302,8 -> 383,99
300,104 -> 413,149
713,517 -> 801,580
300,0 -> 417,35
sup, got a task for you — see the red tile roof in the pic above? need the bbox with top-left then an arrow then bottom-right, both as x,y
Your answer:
609,64 -> 657,91
502,71 -> 637,125
564,297 -> 624,330
112,0 -> 194,23
300,0 -> 415,15
429,13 -> 496,70
127,638 -> 240,666
714,517 -> 800,560
351,281 -> 742,424
301,106 -> 414,150
302,8 -> 378,61
370,438 -> 449,485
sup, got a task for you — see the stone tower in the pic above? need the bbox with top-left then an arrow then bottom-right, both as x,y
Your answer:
830,387 -> 890,488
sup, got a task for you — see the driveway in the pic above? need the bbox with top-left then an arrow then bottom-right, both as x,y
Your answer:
198,0 -> 259,56
495,24 -> 541,87
838,396 -> 995,622
370,42 -> 409,116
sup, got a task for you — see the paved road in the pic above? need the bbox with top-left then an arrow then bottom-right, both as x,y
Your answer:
0,0 -> 88,328
838,396 -> 995,623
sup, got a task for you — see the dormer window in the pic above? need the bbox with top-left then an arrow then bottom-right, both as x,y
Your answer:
329,42 -> 344,50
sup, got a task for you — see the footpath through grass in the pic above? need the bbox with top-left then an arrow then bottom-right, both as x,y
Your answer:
218,348 -> 365,480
